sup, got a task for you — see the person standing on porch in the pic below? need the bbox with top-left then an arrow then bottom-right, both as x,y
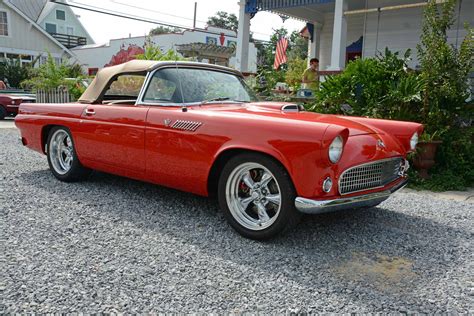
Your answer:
302,58 -> 319,92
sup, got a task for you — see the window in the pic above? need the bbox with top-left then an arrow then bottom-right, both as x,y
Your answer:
143,68 -> 257,104
6,53 -> 19,59
66,26 -> 74,35
56,10 -> 65,20
104,75 -> 145,98
0,11 -> 8,36
45,23 -> 57,34
88,68 -> 98,76
143,74 -> 177,103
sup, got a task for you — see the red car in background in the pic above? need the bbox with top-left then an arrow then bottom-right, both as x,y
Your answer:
0,94 -> 35,119
15,60 -> 423,240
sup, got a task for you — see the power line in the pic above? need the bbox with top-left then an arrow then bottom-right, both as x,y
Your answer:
52,1 -> 232,37
67,0 -> 273,38
62,1 -> 190,29
108,0 -> 208,24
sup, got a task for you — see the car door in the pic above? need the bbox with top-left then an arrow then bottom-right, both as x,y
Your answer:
73,74 -> 149,175
140,67 -> 213,195
76,103 -> 149,174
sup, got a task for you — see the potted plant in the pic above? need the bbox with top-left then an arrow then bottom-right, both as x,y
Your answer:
412,131 -> 443,179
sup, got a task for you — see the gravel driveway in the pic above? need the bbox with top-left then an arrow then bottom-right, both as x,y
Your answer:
1,128 -> 473,313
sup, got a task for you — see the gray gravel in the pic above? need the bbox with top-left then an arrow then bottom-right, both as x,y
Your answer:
1,128 -> 473,313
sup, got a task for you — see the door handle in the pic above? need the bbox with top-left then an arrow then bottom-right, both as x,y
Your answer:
85,109 -> 95,116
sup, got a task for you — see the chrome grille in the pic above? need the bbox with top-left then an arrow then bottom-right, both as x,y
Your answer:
171,120 -> 202,132
339,158 -> 404,195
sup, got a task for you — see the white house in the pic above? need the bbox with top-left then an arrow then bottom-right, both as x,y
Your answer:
237,0 -> 473,72
0,0 -> 73,66
9,0 -> 94,48
72,26 -> 258,75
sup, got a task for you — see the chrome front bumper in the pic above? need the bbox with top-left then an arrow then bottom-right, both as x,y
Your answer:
294,178 -> 408,214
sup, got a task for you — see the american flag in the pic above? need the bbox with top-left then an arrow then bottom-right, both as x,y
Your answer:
273,37 -> 289,70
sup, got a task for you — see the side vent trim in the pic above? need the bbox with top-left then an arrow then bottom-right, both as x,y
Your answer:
171,120 -> 202,132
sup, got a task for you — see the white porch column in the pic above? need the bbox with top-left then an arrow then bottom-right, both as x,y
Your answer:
307,22 -> 322,67
236,0 -> 250,73
328,0 -> 347,70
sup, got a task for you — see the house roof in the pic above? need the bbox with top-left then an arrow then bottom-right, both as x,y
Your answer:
78,60 -> 242,104
8,0 -> 47,22
3,0 -> 74,57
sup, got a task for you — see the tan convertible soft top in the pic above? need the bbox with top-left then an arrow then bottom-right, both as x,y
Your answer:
78,60 -> 158,103
78,60 -> 242,104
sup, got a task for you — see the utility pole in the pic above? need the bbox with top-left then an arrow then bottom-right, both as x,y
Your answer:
193,2 -> 197,29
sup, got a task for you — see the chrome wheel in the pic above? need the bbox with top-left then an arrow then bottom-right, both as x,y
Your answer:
225,162 -> 282,231
49,129 -> 74,175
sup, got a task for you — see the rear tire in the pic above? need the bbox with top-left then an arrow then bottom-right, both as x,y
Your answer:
218,153 -> 301,240
46,126 -> 91,182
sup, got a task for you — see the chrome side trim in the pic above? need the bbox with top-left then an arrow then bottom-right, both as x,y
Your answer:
295,178 -> 408,214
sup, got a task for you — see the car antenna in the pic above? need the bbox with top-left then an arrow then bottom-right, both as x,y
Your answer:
174,59 -> 187,112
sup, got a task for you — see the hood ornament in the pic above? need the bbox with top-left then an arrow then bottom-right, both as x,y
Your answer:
164,119 -> 172,126
377,139 -> 386,149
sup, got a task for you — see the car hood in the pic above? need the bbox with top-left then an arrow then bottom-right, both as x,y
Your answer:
197,102 -> 381,136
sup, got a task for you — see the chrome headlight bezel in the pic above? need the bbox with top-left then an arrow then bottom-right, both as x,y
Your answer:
410,132 -> 418,151
328,135 -> 344,164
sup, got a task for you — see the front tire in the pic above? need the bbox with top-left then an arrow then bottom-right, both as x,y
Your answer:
46,127 -> 91,182
0,106 -> 6,120
218,153 -> 301,240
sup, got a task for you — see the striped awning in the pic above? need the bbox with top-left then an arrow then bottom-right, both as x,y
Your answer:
245,0 -> 335,13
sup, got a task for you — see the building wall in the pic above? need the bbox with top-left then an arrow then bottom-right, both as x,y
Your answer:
39,2 -> 94,44
72,27 -> 258,73
0,1 -> 66,63
316,0 -> 473,70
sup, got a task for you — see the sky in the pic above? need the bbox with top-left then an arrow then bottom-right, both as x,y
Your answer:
69,0 -> 306,44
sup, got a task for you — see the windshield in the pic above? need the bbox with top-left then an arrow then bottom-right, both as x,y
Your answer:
143,67 -> 258,104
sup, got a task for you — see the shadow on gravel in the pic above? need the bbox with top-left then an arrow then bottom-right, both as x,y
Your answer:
18,168 -> 469,310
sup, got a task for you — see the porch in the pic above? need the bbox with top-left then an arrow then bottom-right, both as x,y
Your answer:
235,0 -> 472,72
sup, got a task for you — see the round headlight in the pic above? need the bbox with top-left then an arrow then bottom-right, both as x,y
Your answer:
410,132 -> 418,150
328,135 -> 344,163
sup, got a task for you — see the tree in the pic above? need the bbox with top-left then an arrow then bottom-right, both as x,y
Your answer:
21,53 -> 85,99
135,37 -> 185,61
256,28 -> 308,71
0,58 -> 29,88
207,11 -> 238,31
417,0 -> 473,134
288,30 -> 308,60
149,26 -> 182,36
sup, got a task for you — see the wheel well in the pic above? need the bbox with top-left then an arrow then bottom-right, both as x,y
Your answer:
41,125 -> 60,153
207,148 -> 290,198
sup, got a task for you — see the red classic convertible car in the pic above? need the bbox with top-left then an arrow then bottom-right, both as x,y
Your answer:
0,93 -> 35,119
15,60 -> 422,239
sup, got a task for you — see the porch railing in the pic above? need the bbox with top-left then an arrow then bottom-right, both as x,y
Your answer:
50,33 -> 87,48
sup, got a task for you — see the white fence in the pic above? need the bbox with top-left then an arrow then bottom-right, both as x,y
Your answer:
36,87 -> 73,103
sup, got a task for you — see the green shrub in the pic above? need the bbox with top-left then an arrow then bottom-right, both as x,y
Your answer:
310,48 -> 423,122
21,53 -> 86,99
285,57 -> 307,91
0,58 -> 29,88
